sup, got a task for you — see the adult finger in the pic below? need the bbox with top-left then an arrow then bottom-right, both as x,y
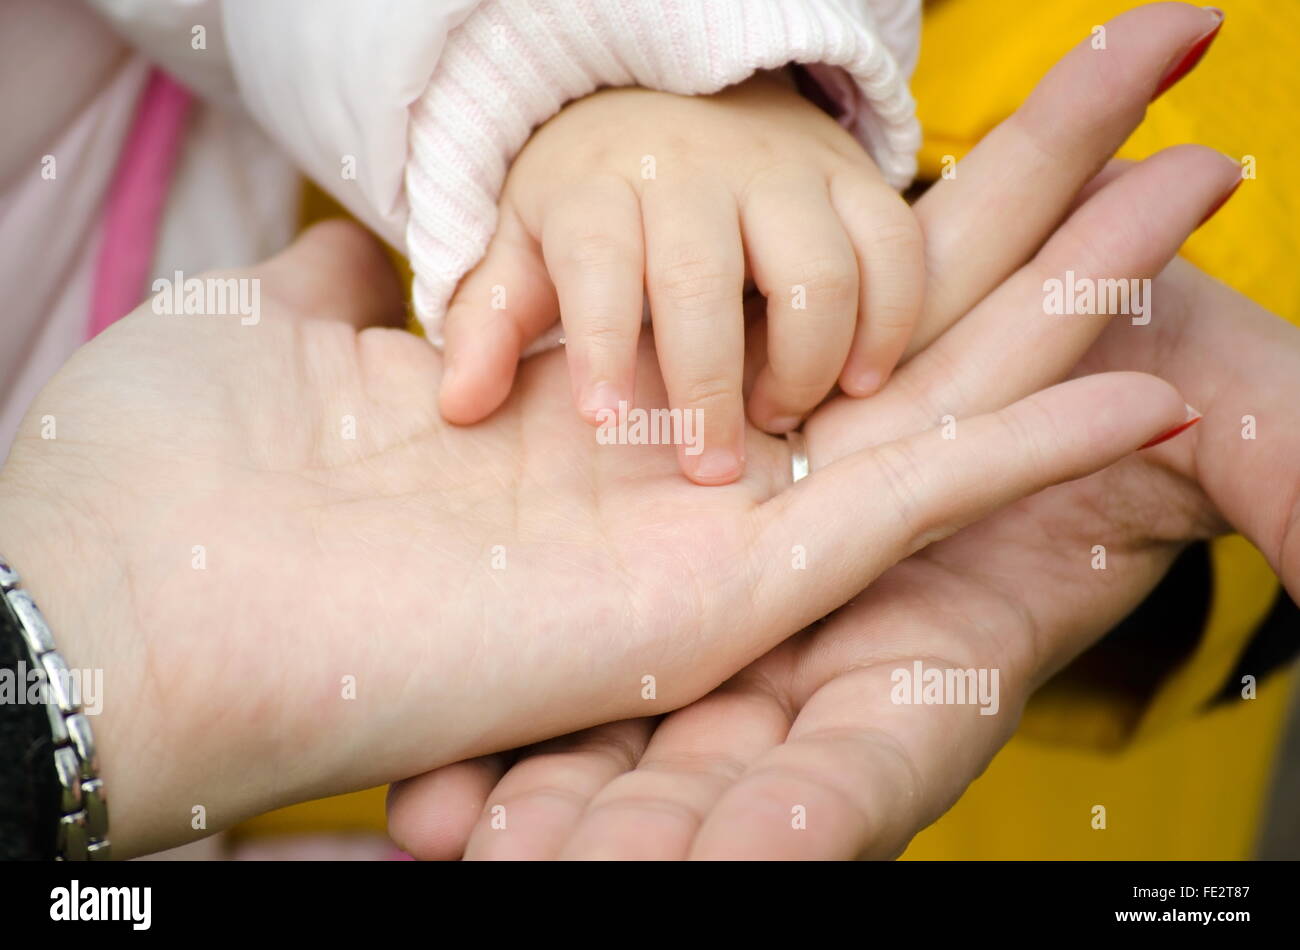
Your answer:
908,3 -> 1226,356
746,372 -> 1191,646
386,754 -> 508,860
559,675 -> 794,859
461,720 -> 654,860
807,146 -> 1239,468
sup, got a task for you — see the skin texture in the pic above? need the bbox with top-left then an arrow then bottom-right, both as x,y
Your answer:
436,70 -> 926,485
0,225 -> 1190,859
0,2 -> 1241,862
386,4 -> 1269,860
392,253 -> 1300,862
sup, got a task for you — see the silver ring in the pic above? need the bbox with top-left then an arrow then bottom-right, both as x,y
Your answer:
786,429 -> 809,483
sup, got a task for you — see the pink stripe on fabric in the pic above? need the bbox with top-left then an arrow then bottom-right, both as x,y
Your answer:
87,69 -> 192,339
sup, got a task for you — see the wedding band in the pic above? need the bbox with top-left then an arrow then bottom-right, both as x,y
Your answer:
786,429 -> 809,483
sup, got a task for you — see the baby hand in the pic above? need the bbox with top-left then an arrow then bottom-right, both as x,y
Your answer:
438,71 -> 923,485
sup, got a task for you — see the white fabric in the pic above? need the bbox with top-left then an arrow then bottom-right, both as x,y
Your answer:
84,0 -> 922,346
2,0 -> 921,455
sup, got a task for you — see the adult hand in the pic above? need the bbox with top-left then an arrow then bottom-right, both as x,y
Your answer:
387,3 -> 1248,859
0,233 -> 1187,856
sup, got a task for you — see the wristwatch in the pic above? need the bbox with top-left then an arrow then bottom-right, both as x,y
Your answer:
0,555 -> 110,860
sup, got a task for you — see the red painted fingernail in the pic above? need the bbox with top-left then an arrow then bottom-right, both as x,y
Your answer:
1139,404 -> 1203,449
1151,8 -> 1224,102
1197,177 -> 1241,228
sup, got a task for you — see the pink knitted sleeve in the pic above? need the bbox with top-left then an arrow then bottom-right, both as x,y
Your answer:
404,0 -> 922,352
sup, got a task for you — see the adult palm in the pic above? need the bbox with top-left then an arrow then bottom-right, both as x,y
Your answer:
0,215 -> 1181,860
386,3 -> 1251,859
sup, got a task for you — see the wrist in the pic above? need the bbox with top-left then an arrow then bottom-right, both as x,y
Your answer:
0,470 -> 275,857
0,474 -> 150,855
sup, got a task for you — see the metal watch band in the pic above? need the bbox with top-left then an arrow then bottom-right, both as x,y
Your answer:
0,555 -> 110,860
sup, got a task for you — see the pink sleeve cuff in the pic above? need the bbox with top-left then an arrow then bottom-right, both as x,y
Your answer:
405,0 -> 922,350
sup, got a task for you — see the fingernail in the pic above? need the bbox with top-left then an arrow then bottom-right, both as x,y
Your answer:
1139,403 -> 1202,449
844,368 -> 882,398
766,414 -> 802,434
691,447 -> 743,484
1151,8 -> 1224,102
1197,176 -> 1241,228
580,381 -> 621,421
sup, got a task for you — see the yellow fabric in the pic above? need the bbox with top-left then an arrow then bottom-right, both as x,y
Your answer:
902,0 -> 1297,859
234,786 -> 389,838
239,0 -> 1298,854
903,674 -> 1291,859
